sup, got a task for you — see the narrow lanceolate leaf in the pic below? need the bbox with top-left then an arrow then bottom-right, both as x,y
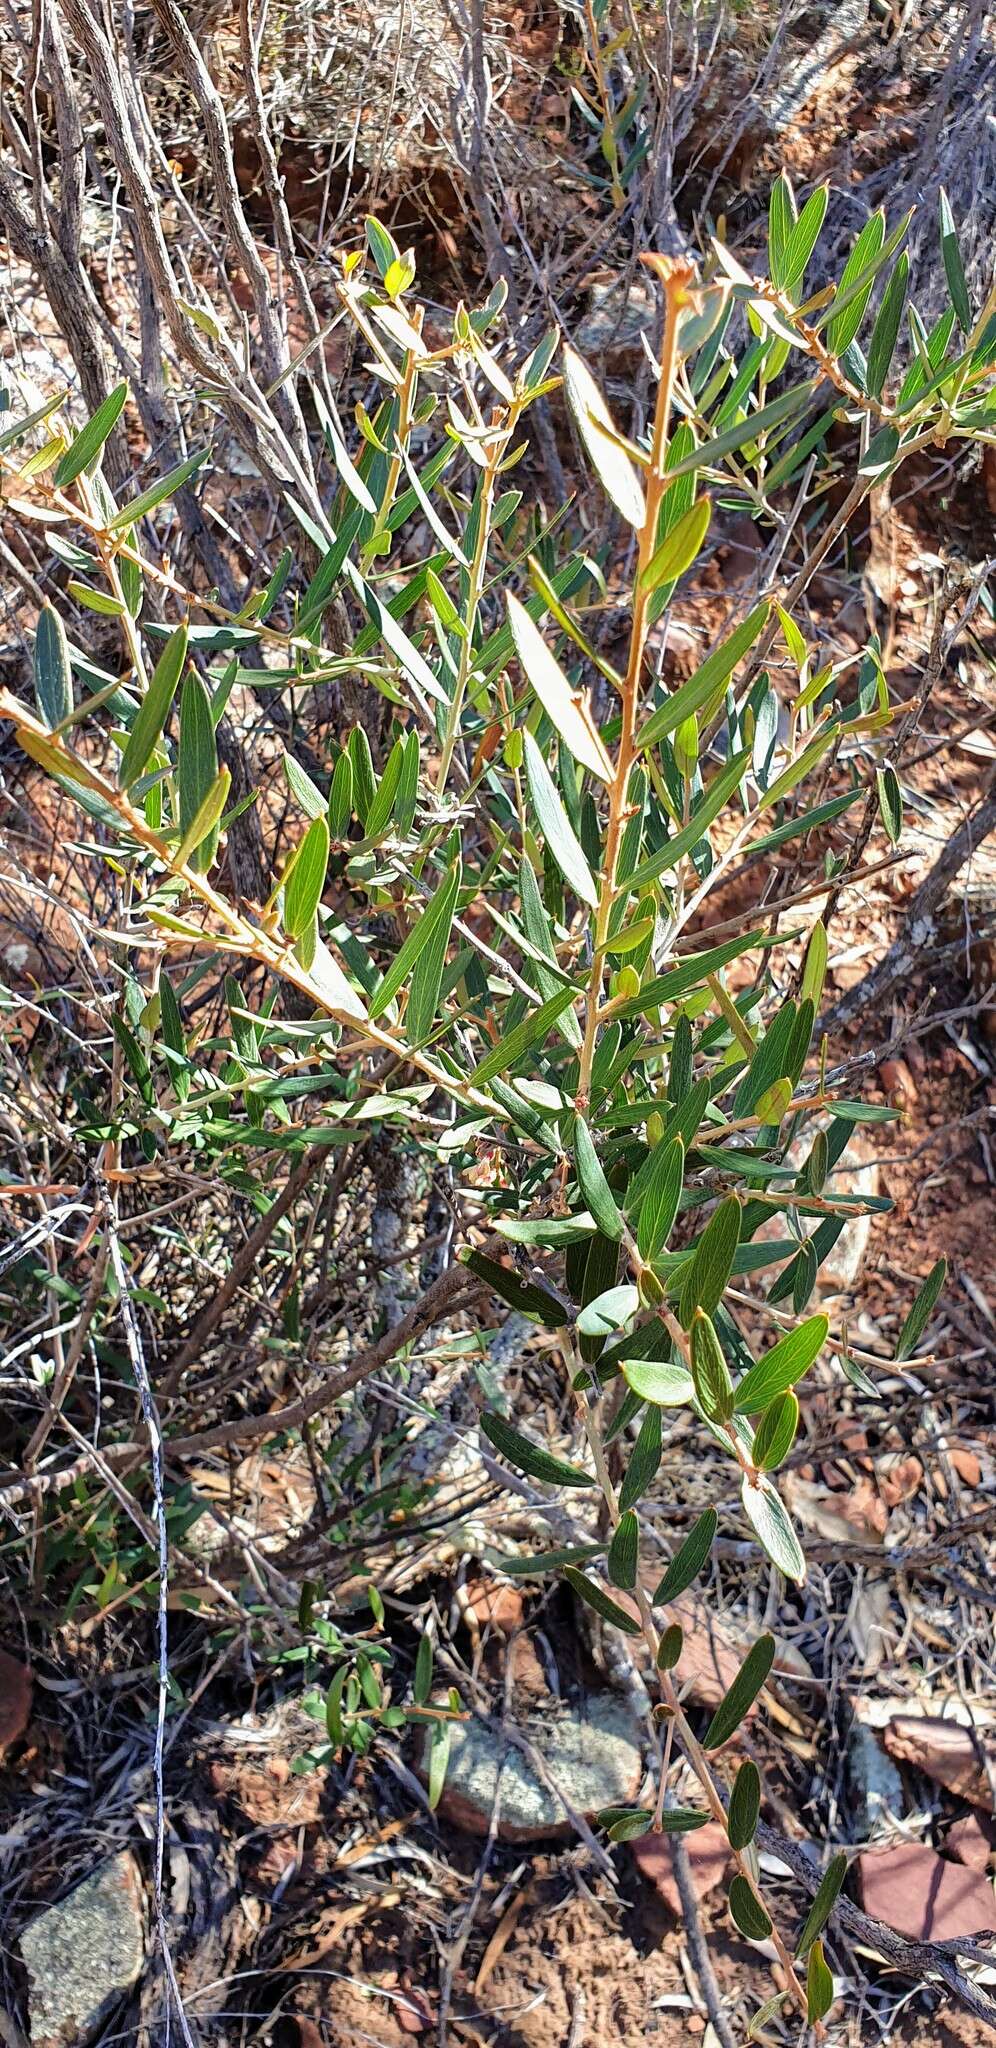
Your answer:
895,1257 -> 947,1361
638,603 -> 769,753
284,749 -> 327,820
462,1248 -> 567,1329
520,857 -> 582,1047
664,381 -> 819,481
800,919 -> 828,1012
563,1565 -> 642,1634
427,1719 -> 450,1812
752,1391 -> 799,1472
733,1314 -> 829,1413
622,1359 -> 695,1409
653,1507 -> 717,1604
177,671 -> 218,862
827,211 -> 886,356
807,1940 -> 835,2025
119,624 -> 187,788
284,816 -> 329,941
34,605 -> 73,728
624,748 -> 750,891
607,1510 -> 639,1590
939,189 -> 971,333
524,731 -> 598,907
690,1311 -> 734,1423
740,1473 -> 806,1583
779,184 -> 828,292
508,593 -> 611,782
54,382 -> 128,488
795,1853 -> 848,1956
561,344 -> 645,528
866,253 -> 909,399
328,750 -> 354,838
727,1761 -> 761,1850
369,861 -> 460,1025
636,1136 -> 684,1262
877,764 -> 903,845
575,1117 -> 623,1240
640,497 -> 711,592
174,766 -> 230,871
408,864 -> 461,1042
703,1633 -> 776,1749
471,981 -> 578,1086
107,447 -> 209,529
619,1407 -> 662,1513
479,1410 -> 594,1488
729,1876 -> 772,1942
680,1196 -> 742,1325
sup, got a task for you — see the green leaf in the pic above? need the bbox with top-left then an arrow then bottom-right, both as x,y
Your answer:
602,1808 -> 654,1842
751,1391 -> 799,1472
727,1761 -> 761,1850
508,593 -> 611,782
613,932 -> 767,1020
939,189 -> 971,333
284,749 -> 328,820
876,764 -> 903,846
733,1314 -> 828,1413
523,731 -> 598,907
427,1717 -> 450,1811
54,382 -> 128,488
895,1256 -> 946,1361
284,816 -> 329,940
729,1876 -> 772,1942
638,604 -> 769,753
328,750 -> 354,837
365,215 -> 400,279
562,1565 -> 642,1634
680,1195 -> 742,1325
480,1410 -> 594,1488
118,624 -> 187,788
703,1633 -> 775,1748
636,1136 -> 684,1261
325,1665 -> 346,1746
807,1939 -> 835,2024
866,253 -> 909,399
497,1214 -> 597,1247
795,1853 -> 848,1956
640,497 -> 711,592
520,858 -> 582,1046
462,1249 -> 568,1329
579,1283 -> 638,1338
618,1407 -> 662,1513
663,381 -> 819,482
107,447 -> 209,530
859,423 -> 901,476
177,672 -> 219,870
622,1358 -> 695,1408
827,211 -> 886,356
623,748 -> 750,891
607,1510 -> 639,1589
652,1507 -> 717,1603
800,920 -> 828,1012
657,1622 -> 683,1669
407,864 -> 461,1042
471,980 -> 579,1086
414,1632 -> 433,1705
740,1473 -> 806,1582
174,764 -> 230,871
34,605 -> 73,728
779,184 -> 828,292
574,1117 -> 623,1241
690,1310 -> 734,1423
369,861 -> 461,1028
561,344 -> 645,527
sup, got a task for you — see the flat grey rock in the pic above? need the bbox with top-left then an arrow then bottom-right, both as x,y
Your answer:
20,1850 -> 146,2047
427,1692 -> 644,1839
847,1722 -> 906,1839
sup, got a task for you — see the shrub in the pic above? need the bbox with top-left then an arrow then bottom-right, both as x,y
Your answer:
1,193 -> 993,2030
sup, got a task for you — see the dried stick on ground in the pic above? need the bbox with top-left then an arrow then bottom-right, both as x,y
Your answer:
820,770 -> 996,1035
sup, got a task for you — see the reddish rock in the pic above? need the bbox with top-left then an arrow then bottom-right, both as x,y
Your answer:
0,1646 -> 32,1755
947,1814 -> 996,1873
949,1448 -> 982,1489
632,1822 -> 731,1916
859,1841 -> 996,1943
460,1576 -> 525,1635
883,1718 -> 996,1811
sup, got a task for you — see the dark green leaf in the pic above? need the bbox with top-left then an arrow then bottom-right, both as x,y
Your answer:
640,497 -> 711,592
733,1314 -> 829,1412
408,864 -> 462,1041
480,1410 -> 594,1487
680,1196 -> 742,1325
939,189 -> 971,333
639,605 -> 769,753
489,1542 -> 604,1577
462,1248 -> 568,1329
177,672 -> 219,871
751,1391 -> 799,1472
876,764 -> 903,845
807,1939 -> 835,2024
108,447 -> 209,529
328,750 -> 354,837
471,981 -> 579,1086
284,816 -> 329,940
866,253 -> 909,399
729,1875 -> 772,1941
656,1622 -> 683,1669
563,1565 -> 642,1634
54,382 -> 128,488
414,1633 -> 433,1705
727,1761 -> 761,1850
895,1256 -> 946,1361
827,212 -> 886,356
703,1632 -> 775,1748
690,1310 -> 734,1422
618,1406 -> 662,1512
119,624 -> 187,788
34,605 -> 73,728
795,1853 -> 848,1956
607,1510 -> 639,1589
575,1116 -> 623,1240
623,749 -> 750,891
614,934 -> 767,1020
653,1507 -> 717,1604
